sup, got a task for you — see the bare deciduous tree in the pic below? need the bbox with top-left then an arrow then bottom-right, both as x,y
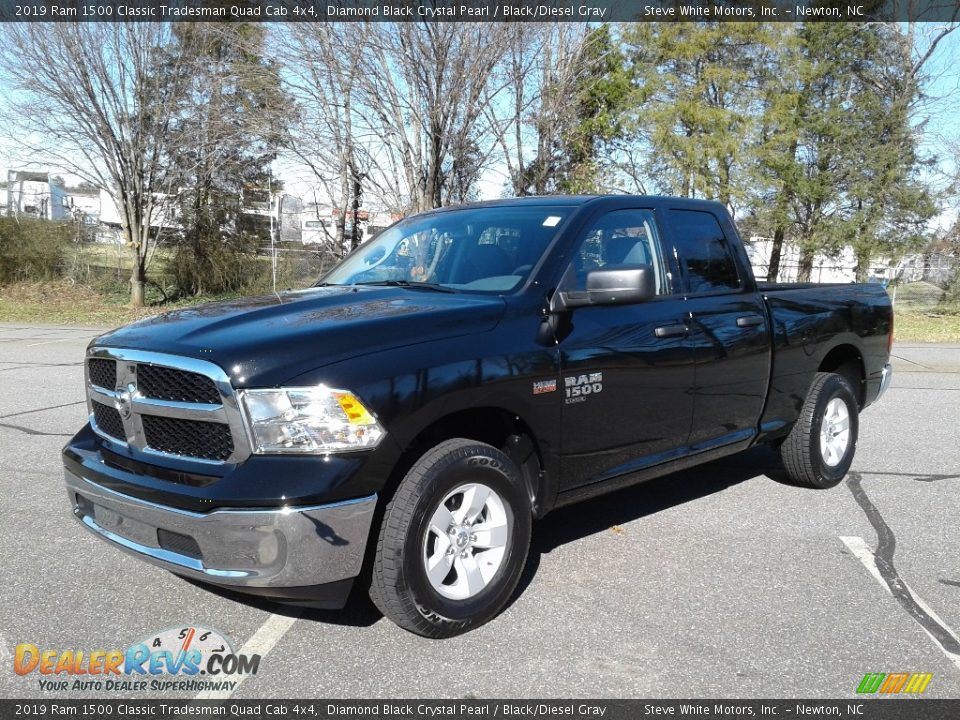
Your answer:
282,24 -> 371,253
1,23 -> 199,306
284,22 -> 512,223
357,23 -> 512,212
491,23 -> 622,196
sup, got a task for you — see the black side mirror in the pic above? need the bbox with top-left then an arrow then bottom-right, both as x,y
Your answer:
552,264 -> 656,311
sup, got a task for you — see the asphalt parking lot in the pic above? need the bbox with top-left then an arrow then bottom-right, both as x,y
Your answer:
0,321 -> 958,699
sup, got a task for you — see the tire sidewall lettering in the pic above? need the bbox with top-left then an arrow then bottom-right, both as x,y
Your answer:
813,379 -> 858,483
403,448 -> 528,627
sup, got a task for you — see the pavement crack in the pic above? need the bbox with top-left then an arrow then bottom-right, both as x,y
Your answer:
0,363 -> 82,373
891,353 -> 930,369
0,421 -> 72,437
0,400 -> 86,420
855,470 -> 960,483
0,361 -> 82,368
913,473 -> 960,483
940,580 -> 960,589
846,472 -> 960,655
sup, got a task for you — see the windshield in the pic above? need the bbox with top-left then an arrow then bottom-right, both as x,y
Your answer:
322,206 -> 572,293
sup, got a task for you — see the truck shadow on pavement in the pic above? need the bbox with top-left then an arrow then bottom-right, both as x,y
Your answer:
512,444 -> 787,604
181,445 -> 787,629
177,576 -> 385,628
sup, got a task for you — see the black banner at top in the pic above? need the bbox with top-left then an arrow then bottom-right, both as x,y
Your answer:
1,0 -> 958,22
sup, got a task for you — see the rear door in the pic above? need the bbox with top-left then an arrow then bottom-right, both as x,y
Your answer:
557,208 -> 695,490
666,207 -> 771,450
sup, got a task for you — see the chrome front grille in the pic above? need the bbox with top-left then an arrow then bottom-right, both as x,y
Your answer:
88,358 -> 117,390
138,364 -> 220,404
85,348 -> 250,465
91,400 -> 125,441
141,415 -> 234,461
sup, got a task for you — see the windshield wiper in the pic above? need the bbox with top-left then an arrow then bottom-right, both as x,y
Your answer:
355,280 -> 456,293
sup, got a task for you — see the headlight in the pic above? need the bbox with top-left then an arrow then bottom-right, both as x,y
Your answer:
240,386 -> 385,454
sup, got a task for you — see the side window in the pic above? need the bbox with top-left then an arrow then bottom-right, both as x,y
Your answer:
567,210 -> 672,295
669,210 -> 740,293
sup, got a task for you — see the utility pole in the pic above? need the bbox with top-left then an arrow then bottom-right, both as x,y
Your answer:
268,170 -> 277,293
349,160 -> 365,252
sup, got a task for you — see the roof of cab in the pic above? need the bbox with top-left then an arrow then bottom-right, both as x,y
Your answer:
429,195 -> 600,211
427,195 -> 727,213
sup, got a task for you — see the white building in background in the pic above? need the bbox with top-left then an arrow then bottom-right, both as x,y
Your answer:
301,202 -> 398,250
2,167 -> 300,242
744,237 -> 891,284
95,187 -> 179,233
275,193 -> 304,244
3,170 -> 71,220
2,165 -> 407,252
66,186 -> 102,220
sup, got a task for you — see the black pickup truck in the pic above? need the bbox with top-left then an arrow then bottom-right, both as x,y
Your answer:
63,196 -> 892,637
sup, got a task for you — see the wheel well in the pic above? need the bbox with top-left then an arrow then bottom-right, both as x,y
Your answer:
386,408 -> 545,514
818,345 -> 865,408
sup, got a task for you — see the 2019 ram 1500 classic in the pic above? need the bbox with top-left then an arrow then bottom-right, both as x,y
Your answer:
63,196 -> 893,637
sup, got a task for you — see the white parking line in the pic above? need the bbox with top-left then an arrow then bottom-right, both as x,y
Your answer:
0,632 -> 11,666
25,337 -> 81,347
194,612 -> 300,700
840,536 -> 960,673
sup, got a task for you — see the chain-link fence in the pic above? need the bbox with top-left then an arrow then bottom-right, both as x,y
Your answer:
258,245 -> 342,292
61,238 -> 131,287
750,260 -> 882,285
888,261 -> 960,315
748,249 -> 960,315
57,239 -> 344,298
51,234 -> 960,313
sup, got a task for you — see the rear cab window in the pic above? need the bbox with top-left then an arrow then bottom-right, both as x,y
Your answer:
668,209 -> 742,294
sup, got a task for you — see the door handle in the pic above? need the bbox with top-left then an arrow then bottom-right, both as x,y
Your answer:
655,324 -> 687,339
736,315 -> 764,328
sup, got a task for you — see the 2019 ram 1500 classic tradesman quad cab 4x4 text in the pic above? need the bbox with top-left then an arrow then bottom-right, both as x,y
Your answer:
63,196 -> 893,637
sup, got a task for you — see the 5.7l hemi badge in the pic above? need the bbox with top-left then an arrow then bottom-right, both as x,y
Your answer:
532,379 -> 558,395
564,372 -> 603,404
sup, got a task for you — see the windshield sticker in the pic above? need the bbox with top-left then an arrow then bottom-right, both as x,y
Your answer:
542,216 -> 562,227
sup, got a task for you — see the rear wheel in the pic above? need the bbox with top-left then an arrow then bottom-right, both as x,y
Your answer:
780,372 -> 859,488
369,439 -> 531,637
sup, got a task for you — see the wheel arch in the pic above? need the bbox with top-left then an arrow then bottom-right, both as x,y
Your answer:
383,407 -> 549,518
817,342 -> 866,408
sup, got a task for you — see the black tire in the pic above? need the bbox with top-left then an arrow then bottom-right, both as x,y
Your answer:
780,372 -> 859,488
369,438 -> 532,637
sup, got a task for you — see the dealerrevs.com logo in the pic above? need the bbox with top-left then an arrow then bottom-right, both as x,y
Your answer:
13,626 -> 260,693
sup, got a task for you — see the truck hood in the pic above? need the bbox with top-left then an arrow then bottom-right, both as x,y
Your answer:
92,286 -> 506,387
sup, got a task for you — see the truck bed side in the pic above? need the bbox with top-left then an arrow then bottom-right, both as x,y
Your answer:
756,282 -> 892,442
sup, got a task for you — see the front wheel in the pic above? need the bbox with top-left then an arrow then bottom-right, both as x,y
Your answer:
780,372 -> 859,488
369,439 -> 532,637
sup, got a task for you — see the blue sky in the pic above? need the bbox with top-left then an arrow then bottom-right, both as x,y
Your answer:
913,29 -> 959,229
2,23 -> 958,228
914,32 -> 959,160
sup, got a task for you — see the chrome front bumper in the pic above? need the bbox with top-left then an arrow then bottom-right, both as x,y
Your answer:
65,470 -> 376,588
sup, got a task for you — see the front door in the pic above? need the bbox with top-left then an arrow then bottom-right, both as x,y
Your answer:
557,208 -> 695,490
